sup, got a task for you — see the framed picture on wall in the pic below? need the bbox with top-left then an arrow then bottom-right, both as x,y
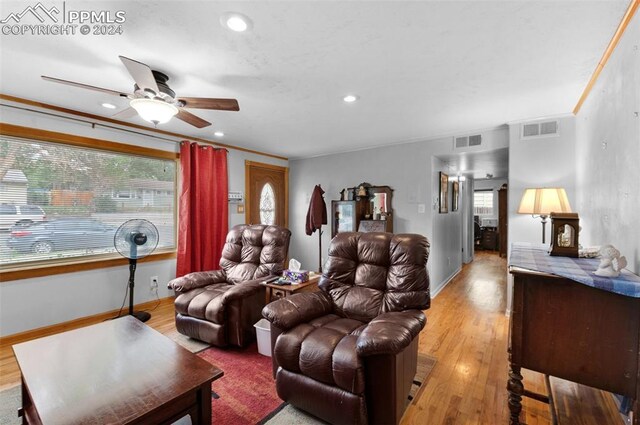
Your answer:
439,172 -> 448,213
452,181 -> 459,212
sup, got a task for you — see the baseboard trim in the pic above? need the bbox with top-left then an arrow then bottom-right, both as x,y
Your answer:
431,267 -> 461,299
0,296 -> 174,347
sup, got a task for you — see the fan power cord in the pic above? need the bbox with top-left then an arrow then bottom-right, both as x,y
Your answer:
142,286 -> 162,313
104,279 -> 130,321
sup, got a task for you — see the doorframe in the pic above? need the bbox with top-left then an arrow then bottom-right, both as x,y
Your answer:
244,160 -> 289,227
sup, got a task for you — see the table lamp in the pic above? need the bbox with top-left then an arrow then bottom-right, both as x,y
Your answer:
517,188 -> 572,243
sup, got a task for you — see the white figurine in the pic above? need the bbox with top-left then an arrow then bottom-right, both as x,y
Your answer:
594,244 -> 627,277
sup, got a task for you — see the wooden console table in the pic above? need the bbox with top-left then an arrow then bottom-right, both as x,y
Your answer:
508,243 -> 640,424
13,316 -> 223,425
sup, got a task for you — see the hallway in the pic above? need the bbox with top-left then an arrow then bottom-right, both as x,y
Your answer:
402,251 -> 623,424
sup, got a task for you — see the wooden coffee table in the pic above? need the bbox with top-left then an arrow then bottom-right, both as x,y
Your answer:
12,316 -> 223,425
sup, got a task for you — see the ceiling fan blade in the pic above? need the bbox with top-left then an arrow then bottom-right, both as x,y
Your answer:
176,110 -> 212,128
178,97 -> 240,111
41,76 -> 130,97
112,107 -> 137,119
119,56 -> 160,94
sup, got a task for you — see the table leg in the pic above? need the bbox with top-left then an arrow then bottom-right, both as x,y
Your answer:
507,364 -> 524,425
195,381 -> 212,425
632,398 -> 638,425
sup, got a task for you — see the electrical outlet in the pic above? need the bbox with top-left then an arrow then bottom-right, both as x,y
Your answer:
150,276 -> 159,289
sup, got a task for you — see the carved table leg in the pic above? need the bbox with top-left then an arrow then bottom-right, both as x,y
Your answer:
507,364 -> 524,425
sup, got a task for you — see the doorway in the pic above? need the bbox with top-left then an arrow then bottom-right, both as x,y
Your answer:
245,161 -> 288,227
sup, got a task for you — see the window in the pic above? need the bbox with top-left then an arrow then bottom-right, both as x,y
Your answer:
259,183 -> 275,225
473,190 -> 494,216
0,136 -> 177,268
112,189 -> 133,199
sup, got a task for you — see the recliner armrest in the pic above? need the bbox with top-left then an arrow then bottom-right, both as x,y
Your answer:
262,292 -> 333,331
167,270 -> 227,293
221,278 -> 268,303
356,310 -> 426,356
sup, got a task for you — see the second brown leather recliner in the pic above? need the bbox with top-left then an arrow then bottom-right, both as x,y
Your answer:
263,232 -> 430,425
168,224 -> 291,347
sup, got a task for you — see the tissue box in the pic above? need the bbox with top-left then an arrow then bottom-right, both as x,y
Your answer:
282,269 -> 309,284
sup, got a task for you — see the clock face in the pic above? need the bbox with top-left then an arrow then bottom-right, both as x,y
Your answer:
550,215 -> 579,257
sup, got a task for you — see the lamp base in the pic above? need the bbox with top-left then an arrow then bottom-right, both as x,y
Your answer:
540,215 -> 548,244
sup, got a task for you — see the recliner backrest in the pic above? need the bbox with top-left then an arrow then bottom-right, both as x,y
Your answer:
319,232 -> 430,322
220,224 -> 291,284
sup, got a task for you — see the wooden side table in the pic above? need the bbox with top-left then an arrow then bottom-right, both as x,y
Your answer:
263,273 -> 321,303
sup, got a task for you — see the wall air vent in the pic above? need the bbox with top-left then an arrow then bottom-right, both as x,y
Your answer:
521,120 -> 559,139
455,136 -> 469,148
469,134 -> 482,146
454,134 -> 482,150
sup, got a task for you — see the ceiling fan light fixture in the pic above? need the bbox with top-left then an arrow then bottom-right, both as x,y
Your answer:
220,12 -> 252,32
130,98 -> 178,125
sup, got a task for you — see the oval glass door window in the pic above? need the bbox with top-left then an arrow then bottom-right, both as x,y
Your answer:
259,183 -> 276,225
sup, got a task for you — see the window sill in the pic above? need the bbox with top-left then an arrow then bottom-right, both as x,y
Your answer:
0,250 -> 176,282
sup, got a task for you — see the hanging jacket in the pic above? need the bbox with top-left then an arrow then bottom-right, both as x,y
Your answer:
305,185 -> 327,235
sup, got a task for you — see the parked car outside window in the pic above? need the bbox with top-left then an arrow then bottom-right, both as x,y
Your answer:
0,204 -> 46,230
7,218 -> 117,254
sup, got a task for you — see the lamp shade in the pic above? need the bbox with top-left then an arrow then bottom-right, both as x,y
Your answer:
130,98 -> 178,124
517,188 -> 572,215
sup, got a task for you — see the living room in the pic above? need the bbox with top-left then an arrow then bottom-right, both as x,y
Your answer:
0,1 -> 639,424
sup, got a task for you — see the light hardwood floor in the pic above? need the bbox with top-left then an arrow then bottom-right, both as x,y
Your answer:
0,252 -> 625,424
402,251 -> 623,425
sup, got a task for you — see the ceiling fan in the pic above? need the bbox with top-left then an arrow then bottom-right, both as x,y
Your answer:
41,56 -> 239,128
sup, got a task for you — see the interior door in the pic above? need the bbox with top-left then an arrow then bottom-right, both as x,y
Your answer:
245,161 -> 288,227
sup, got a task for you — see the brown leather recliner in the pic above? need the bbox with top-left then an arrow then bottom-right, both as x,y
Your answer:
262,232 -> 430,425
168,224 -> 291,347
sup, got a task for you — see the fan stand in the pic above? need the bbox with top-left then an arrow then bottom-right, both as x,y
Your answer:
127,259 -> 151,322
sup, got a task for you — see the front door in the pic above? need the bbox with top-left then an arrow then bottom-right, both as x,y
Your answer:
245,161 -> 288,227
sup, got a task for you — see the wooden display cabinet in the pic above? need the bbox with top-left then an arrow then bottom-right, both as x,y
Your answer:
332,184 -> 394,237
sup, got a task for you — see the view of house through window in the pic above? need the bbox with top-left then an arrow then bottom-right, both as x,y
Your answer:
473,190 -> 494,216
0,137 -> 176,266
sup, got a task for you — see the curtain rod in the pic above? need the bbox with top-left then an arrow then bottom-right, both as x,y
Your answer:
0,103 -> 229,152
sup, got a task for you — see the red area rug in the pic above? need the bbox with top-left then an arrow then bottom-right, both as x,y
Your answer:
197,343 -> 282,424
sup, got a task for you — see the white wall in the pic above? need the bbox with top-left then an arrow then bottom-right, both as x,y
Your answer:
575,12 -> 640,273
506,114 -> 576,313
508,115 -> 577,248
0,103 -> 286,336
288,127 -> 508,295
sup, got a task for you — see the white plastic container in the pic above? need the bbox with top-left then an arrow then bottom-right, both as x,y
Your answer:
254,318 -> 272,357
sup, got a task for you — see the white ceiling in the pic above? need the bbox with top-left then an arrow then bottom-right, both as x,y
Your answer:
0,1 -> 628,159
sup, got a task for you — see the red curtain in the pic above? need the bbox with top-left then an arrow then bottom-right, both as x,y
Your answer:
176,141 -> 228,277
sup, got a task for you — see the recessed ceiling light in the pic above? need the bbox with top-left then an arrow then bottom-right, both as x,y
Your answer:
101,102 -> 116,109
343,95 -> 358,103
214,131 -> 224,137
220,12 -> 252,32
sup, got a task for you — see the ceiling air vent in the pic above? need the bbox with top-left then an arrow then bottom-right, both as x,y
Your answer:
454,134 -> 482,150
522,120 -> 559,139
